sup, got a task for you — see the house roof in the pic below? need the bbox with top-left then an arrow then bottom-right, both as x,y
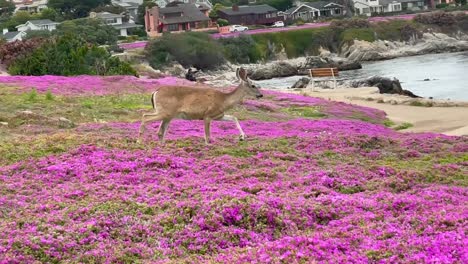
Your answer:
219,4 -> 278,16
0,31 -> 23,41
27,19 -> 59,26
284,1 -> 344,15
160,4 -> 210,24
93,12 -> 123,19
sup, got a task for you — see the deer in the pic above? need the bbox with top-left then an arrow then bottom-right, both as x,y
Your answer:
137,67 -> 263,145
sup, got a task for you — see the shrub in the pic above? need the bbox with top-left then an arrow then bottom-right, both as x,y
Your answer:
436,3 -> 449,8
294,18 -> 305,26
330,18 -> 370,31
146,32 -> 225,70
0,38 -> 48,66
414,12 -> 457,26
218,34 -> 261,63
400,24 -> 423,41
8,34 -> 136,76
341,28 -> 375,43
217,18 -> 229,27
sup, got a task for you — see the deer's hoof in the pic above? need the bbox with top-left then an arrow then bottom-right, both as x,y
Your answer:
239,134 -> 246,141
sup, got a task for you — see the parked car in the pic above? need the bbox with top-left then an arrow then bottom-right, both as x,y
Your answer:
229,25 -> 248,32
273,21 -> 285,27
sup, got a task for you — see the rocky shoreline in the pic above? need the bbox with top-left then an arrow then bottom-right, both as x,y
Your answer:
191,31 -> 468,87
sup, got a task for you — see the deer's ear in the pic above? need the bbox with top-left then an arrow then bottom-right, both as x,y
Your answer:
238,67 -> 247,81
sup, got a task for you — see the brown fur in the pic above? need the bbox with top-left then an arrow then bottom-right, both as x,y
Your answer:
138,68 -> 262,144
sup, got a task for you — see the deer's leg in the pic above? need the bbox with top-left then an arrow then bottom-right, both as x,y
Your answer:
157,119 -> 171,143
218,115 -> 246,141
138,112 -> 166,143
204,118 -> 212,145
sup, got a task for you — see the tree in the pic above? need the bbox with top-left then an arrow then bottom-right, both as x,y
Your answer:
8,34 -> 136,76
258,0 -> 293,12
56,18 -> 118,45
455,0 -> 467,5
0,0 -> 15,18
40,8 -> 59,21
209,3 -> 225,19
136,0 -> 157,25
47,0 -> 111,19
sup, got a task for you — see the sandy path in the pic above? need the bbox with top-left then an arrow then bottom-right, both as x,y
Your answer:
287,87 -> 468,136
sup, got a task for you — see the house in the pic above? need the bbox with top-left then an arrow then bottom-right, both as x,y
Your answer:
0,29 -> 26,43
90,12 -> 143,36
353,0 -> 425,16
155,0 -> 213,8
14,0 -> 48,14
112,0 -> 141,21
16,19 -> 59,32
144,3 -> 213,37
217,4 -> 279,26
399,0 -> 427,11
281,1 -> 345,22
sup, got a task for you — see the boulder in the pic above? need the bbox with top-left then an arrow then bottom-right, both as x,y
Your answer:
350,76 -> 421,98
248,61 -> 298,80
291,77 -> 310,88
297,56 -> 362,75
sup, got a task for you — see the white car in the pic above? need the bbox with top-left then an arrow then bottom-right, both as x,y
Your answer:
273,21 -> 285,27
229,25 -> 249,32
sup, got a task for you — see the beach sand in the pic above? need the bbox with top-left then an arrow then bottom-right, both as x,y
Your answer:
286,87 -> 468,136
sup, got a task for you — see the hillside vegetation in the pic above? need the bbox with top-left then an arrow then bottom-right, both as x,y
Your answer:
0,75 -> 466,263
145,12 -> 468,69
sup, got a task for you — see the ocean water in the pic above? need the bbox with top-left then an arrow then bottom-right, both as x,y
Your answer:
256,52 -> 468,101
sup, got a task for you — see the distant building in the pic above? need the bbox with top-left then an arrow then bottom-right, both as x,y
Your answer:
16,19 -> 59,32
353,0 -> 427,16
14,0 -> 48,13
217,5 -> 279,25
90,12 -> 143,36
112,0 -> 140,21
145,3 -> 212,37
281,1 -> 345,22
0,29 -> 26,42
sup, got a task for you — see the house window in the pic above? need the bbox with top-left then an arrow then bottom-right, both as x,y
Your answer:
363,7 -> 370,13
335,8 -> 341,14
105,18 -> 117,24
417,1 -> 424,6
393,4 -> 401,11
266,13 -> 270,18
167,24 -> 179,31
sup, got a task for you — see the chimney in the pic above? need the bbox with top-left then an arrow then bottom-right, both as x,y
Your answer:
232,5 -> 239,12
2,28 -> 8,34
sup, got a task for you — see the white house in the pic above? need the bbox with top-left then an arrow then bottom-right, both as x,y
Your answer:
0,29 -> 26,42
16,19 -> 59,32
281,1 -> 345,22
112,0 -> 140,21
90,12 -> 143,37
14,0 -> 48,14
353,0 -> 403,16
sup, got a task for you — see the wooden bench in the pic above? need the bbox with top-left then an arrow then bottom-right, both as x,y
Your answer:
308,68 -> 339,90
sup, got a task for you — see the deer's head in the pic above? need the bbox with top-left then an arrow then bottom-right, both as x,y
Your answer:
237,67 -> 263,99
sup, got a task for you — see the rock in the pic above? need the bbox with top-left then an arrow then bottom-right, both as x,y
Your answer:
297,56 -> 362,75
58,117 -> 75,129
349,76 -> 421,98
14,111 -> 76,128
423,78 -> 430,81
341,32 -> 468,62
162,63 -> 186,78
291,77 -> 310,88
0,122 -> 8,126
248,61 -> 298,80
